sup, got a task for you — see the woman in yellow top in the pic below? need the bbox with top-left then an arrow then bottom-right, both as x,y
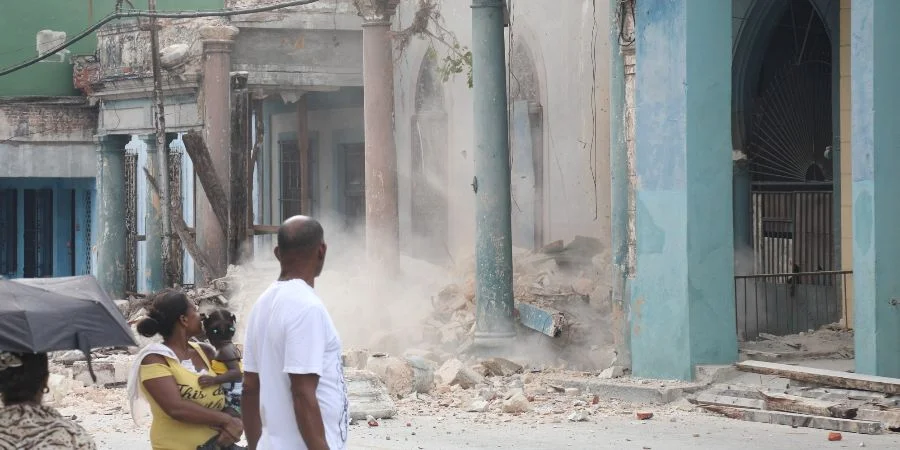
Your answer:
126,289 -> 244,450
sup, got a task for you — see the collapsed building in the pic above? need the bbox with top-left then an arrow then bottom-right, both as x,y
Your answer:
5,0 -> 899,385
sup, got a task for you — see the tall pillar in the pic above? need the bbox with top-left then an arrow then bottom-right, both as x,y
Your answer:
143,135 -> 165,293
355,0 -> 400,274
851,0 -> 900,377
471,0 -> 515,348
198,25 -> 238,279
630,0 -> 735,380
95,135 -> 130,299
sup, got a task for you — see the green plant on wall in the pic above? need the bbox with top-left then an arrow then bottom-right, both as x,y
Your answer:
395,0 -> 473,88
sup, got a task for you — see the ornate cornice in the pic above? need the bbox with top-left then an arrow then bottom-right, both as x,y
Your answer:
353,0 -> 400,24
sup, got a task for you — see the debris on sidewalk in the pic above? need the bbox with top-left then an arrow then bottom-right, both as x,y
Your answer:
692,361 -> 900,435
740,324 -> 854,361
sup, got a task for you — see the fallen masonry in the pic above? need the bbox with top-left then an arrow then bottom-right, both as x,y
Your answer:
691,361 -> 900,435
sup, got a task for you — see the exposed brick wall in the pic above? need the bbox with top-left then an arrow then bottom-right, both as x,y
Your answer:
0,100 -> 97,143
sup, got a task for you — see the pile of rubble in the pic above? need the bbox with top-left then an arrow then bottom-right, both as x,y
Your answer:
417,236 -> 619,371
693,360 -> 900,436
740,322 -> 854,361
341,349 -> 669,425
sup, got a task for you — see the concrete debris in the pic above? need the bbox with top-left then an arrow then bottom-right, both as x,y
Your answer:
568,410 -> 590,422
366,355 -> 417,398
436,358 -> 484,389
405,356 -> 437,394
465,399 -> 491,413
342,349 -> 369,370
45,373 -> 82,405
740,323 -> 853,360
403,348 -> 442,363
346,369 -> 397,420
565,388 -> 580,396
71,356 -> 132,387
481,357 -> 524,377
599,365 -> 627,379
501,392 -> 531,414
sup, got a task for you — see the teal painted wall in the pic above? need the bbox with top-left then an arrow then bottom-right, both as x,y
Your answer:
630,0 -> 736,380
0,0 -> 222,96
851,0 -> 900,378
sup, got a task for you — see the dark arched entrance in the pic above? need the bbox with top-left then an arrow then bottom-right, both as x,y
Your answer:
733,0 -> 840,339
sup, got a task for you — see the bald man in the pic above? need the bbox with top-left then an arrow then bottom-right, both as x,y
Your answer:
241,216 -> 348,450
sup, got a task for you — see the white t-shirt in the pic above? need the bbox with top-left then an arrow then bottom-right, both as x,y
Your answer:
243,279 -> 349,450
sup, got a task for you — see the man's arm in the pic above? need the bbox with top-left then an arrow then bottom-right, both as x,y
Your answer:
290,373 -> 328,450
242,371 -> 262,450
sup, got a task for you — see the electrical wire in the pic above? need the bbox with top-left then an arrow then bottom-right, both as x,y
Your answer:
0,0 -> 321,78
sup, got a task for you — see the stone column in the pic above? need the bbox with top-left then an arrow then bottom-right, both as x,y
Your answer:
630,0 -> 736,380
471,0 -> 516,348
143,135 -> 165,293
95,135 -> 130,299
851,0 -> 900,377
355,0 -> 400,274
197,25 -> 239,279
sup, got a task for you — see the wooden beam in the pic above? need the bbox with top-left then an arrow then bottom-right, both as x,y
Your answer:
144,167 -> 216,285
230,73 -> 251,265
737,361 -> 900,395
760,391 -> 858,419
248,98 -> 263,235
700,405 -> 883,435
182,131 -> 230,233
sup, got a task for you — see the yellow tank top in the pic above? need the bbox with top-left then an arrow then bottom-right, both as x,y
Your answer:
139,342 -> 226,450
210,359 -> 243,376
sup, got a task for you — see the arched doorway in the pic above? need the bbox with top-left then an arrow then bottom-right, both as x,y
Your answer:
508,39 -> 544,249
409,52 -> 449,263
733,0 -> 839,339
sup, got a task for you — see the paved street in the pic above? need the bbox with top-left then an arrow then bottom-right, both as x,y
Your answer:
75,406 -> 900,450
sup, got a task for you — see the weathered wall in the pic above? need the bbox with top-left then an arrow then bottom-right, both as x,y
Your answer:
392,0 -> 612,261
0,99 -> 98,177
231,28 -> 363,88
0,0 -> 221,96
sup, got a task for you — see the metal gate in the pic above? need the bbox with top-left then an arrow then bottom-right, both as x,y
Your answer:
735,186 -> 842,340
752,188 -> 833,274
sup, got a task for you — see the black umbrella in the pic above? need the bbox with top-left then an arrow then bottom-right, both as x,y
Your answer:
0,275 -> 137,382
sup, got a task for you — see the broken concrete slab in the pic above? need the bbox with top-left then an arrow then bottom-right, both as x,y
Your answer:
345,369 -> 397,420
598,366 -> 627,379
481,357 -> 524,377
501,392 -> 531,414
436,358 -> 484,389
342,349 -> 369,370
405,356 -> 436,394
542,375 -> 707,404
514,301 -> 565,338
737,361 -> 900,395
366,355 -> 415,398
700,404 -> 883,435
465,399 -> 490,412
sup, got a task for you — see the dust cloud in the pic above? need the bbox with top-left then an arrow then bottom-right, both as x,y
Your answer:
226,218 -> 455,353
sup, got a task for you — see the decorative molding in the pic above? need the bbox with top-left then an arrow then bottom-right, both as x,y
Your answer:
353,0 -> 400,24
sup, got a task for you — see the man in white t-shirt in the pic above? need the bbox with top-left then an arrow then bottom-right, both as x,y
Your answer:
242,216 -> 348,450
